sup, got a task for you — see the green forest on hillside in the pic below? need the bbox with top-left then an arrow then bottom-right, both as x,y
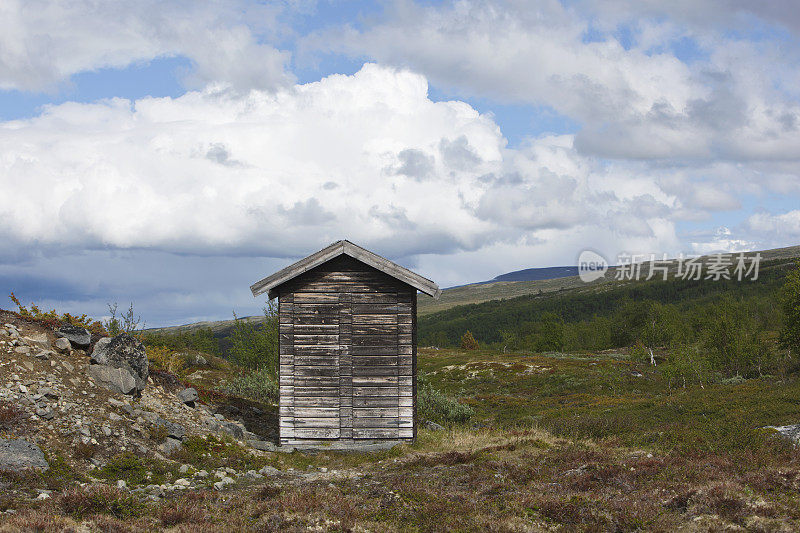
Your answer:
420,258 -> 798,381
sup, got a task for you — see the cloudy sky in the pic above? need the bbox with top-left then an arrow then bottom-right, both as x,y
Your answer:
2,0 -> 799,326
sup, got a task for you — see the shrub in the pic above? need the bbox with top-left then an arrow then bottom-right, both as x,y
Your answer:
8,292 -> 106,334
780,261 -> 800,356
229,302 -> 279,375
94,452 -> 173,486
141,328 -> 221,356
171,435 -> 267,472
59,484 -> 146,519
149,424 -> 169,443
147,346 -> 187,374
216,366 -> 278,404
418,376 -> 474,426
104,302 -> 143,335
460,330 -> 479,350
0,400 -> 26,431
73,442 -> 96,460
158,498 -> 206,527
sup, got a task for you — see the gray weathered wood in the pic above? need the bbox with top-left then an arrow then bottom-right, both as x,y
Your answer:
250,240 -> 440,299
265,245 -> 431,444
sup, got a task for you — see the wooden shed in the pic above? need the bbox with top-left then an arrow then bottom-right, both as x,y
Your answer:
250,240 -> 441,447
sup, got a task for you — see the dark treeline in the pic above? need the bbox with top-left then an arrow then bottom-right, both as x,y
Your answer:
420,258 -> 796,380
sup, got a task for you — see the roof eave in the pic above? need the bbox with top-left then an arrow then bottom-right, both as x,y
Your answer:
250,240 -> 441,300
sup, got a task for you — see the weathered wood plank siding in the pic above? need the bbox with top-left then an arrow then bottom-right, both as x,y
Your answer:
277,255 -> 416,445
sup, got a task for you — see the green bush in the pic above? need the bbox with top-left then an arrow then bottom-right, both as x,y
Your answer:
418,376 -> 474,426
141,328 -> 221,356
780,261 -> 800,356
460,330 -> 479,350
59,484 -> 146,519
216,366 -> 278,404
94,452 -> 174,486
229,301 -> 279,376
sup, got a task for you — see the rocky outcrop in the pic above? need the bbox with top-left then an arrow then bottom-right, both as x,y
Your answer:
0,439 -> 49,471
89,334 -> 149,395
87,364 -> 138,395
56,325 -> 91,349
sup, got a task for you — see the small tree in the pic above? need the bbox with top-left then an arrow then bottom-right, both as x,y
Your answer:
780,261 -> 800,356
229,301 -> 279,380
460,330 -> 479,350
105,303 -> 143,335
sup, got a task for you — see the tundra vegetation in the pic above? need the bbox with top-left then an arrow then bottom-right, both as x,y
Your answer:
4,261 -> 800,530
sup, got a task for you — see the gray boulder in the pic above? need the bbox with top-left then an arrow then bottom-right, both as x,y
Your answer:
158,437 -> 183,456
90,334 -> 149,393
177,388 -> 199,406
53,338 -> 72,352
218,421 -> 245,439
0,439 -> 49,471
155,418 -> 186,440
56,325 -> 91,349
87,364 -> 137,395
423,420 -> 445,432
249,440 -> 278,452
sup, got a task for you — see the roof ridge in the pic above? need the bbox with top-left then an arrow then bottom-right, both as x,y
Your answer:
250,241 -> 441,300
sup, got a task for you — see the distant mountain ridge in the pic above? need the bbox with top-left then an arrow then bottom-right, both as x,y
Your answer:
491,266 -> 578,282
147,244 -> 800,332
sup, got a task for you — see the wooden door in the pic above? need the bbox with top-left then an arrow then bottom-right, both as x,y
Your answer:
351,293 -> 400,439
292,296 -> 341,439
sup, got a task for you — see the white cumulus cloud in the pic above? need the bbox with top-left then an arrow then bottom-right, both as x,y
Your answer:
0,63 -> 689,269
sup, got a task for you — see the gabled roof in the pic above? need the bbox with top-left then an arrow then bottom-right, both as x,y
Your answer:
250,240 -> 441,300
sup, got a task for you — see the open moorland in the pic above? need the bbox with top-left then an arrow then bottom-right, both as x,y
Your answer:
3,246 -> 800,531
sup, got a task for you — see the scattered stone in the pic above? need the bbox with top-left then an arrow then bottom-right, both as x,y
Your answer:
117,480 -> 127,490
0,439 -> 49,471
32,350 -> 52,360
154,418 -> 186,440
177,388 -> 198,406
158,437 -> 182,456
194,355 -> 208,366
39,388 -> 59,400
53,338 -> 72,352
249,440 -> 278,452
424,420 -> 445,431
195,470 -> 209,478
13,346 -> 30,355
259,465 -> 280,476
90,335 -> 149,393
179,464 -> 190,474
35,406 -> 55,420
213,476 -> 234,491
61,360 -> 74,372
35,492 -> 50,501
56,325 -> 91,349
218,421 -> 245,439
23,334 -> 50,350
87,364 -> 137,395
244,470 -> 263,480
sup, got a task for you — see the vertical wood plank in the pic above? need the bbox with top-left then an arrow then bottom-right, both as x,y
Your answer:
339,291 -> 353,439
